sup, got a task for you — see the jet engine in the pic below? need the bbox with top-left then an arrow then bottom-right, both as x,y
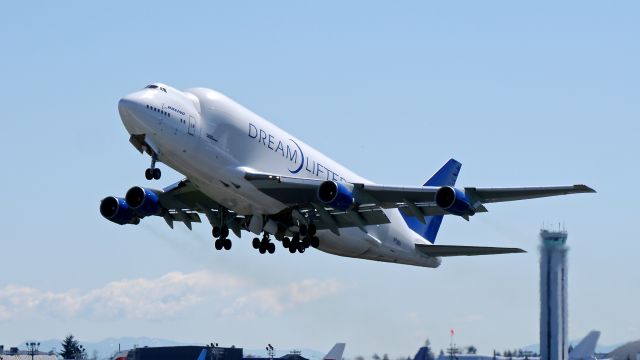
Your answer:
125,186 -> 161,217
435,186 -> 476,217
317,181 -> 354,210
100,196 -> 139,225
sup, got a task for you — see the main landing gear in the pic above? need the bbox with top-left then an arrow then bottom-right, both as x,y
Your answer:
144,154 -> 161,180
282,224 -> 319,253
253,232 -> 276,254
212,225 -> 232,250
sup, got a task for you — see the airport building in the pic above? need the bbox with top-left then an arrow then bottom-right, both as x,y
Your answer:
124,346 -> 242,360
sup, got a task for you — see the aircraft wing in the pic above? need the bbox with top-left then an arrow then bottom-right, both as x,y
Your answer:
142,179 -> 250,236
415,244 -> 526,256
465,185 -> 596,203
244,171 -> 595,223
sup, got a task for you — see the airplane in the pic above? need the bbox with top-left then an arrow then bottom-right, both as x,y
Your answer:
569,330 -> 602,360
100,83 -> 595,268
322,343 -> 346,360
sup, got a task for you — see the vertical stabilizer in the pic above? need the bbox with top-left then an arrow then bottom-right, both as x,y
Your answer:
569,330 -> 601,360
412,347 -> 431,360
323,343 -> 346,360
400,158 -> 462,243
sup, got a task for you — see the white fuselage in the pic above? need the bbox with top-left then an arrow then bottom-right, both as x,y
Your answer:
118,83 -> 440,268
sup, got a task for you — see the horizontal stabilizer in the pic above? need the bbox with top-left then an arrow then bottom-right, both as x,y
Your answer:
416,244 -> 525,257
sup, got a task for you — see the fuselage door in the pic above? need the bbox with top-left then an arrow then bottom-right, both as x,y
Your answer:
188,115 -> 196,135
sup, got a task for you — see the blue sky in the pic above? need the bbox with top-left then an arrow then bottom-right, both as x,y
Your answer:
0,1 -> 638,357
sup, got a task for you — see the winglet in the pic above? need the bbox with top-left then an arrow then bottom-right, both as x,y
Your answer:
574,184 -> 597,193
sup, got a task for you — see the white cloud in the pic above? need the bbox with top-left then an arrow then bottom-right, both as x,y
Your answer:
0,271 -> 342,322
0,270 -> 243,321
222,278 -> 341,319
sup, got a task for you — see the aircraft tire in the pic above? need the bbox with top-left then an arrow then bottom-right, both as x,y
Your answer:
252,237 -> 260,249
221,225 -> 229,238
310,236 -> 320,248
259,246 -> 267,254
212,226 -> 221,238
214,239 -> 223,250
145,168 -> 153,180
308,224 -> 317,236
152,168 -> 161,180
282,237 -> 290,248
223,239 -> 232,250
267,242 -> 275,254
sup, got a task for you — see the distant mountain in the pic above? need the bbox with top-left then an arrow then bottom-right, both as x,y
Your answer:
16,338 -> 325,360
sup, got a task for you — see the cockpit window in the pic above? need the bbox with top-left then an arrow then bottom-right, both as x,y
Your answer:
144,84 -> 167,93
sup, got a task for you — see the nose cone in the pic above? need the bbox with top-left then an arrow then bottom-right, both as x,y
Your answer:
118,92 -> 146,134
118,95 -> 138,114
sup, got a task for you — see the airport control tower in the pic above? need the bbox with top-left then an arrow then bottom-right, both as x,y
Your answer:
540,228 -> 569,360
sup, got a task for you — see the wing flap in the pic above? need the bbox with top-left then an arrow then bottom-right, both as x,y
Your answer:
415,244 -> 525,257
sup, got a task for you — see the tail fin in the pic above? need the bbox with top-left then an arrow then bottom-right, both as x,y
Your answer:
400,158 -> 462,243
323,343 -> 345,360
569,330 -> 600,360
412,347 -> 432,360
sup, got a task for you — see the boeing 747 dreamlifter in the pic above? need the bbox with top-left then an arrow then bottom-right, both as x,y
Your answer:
100,83 -> 595,268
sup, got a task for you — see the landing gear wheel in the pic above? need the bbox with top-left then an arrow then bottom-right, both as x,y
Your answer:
212,226 -> 221,238
252,237 -> 260,249
223,238 -> 232,250
282,237 -> 290,248
301,237 -> 310,249
299,224 -> 308,236
214,239 -> 223,250
289,246 -> 296,253
298,246 -> 306,253
220,225 -> 229,238
145,168 -> 153,180
259,246 -> 267,254
152,168 -> 161,180
310,236 -> 320,248
308,224 -> 317,236
267,242 -> 276,254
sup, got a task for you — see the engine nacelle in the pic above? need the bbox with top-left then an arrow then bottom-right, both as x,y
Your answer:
100,196 -> 139,225
317,181 -> 354,211
435,186 -> 476,217
125,186 -> 161,217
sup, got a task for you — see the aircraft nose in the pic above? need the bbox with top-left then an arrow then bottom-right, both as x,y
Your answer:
118,92 -> 147,134
118,94 -> 140,113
